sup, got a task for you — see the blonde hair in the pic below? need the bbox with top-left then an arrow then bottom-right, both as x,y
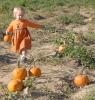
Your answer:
13,6 -> 25,17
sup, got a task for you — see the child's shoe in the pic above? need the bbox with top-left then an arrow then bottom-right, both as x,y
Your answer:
20,55 -> 28,63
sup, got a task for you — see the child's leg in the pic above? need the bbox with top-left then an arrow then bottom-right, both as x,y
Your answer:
20,49 -> 27,62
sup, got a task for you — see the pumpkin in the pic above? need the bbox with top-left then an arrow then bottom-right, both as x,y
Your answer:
12,61 -> 27,80
58,45 -> 65,53
28,66 -> 41,77
7,79 -> 24,92
4,35 -> 12,42
12,67 -> 27,80
74,75 -> 89,87
58,41 -> 66,53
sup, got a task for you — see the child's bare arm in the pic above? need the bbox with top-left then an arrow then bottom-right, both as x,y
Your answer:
26,20 -> 45,29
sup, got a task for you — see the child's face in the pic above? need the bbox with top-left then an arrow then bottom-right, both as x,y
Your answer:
15,12 -> 24,20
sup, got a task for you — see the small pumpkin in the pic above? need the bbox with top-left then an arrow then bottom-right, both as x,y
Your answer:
58,41 -> 66,53
4,35 -> 12,42
7,79 -> 24,92
58,45 -> 65,53
28,66 -> 41,77
74,74 -> 89,87
12,61 -> 27,80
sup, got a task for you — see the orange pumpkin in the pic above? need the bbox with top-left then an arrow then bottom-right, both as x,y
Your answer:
58,45 -> 65,53
12,66 -> 27,80
4,35 -> 12,42
7,79 -> 24,92
28,66 -> 41,77
74,75 -> 89,87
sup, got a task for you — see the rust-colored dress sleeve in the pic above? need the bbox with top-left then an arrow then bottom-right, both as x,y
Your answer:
26,20 -> 42,28
6,21 -> 13,32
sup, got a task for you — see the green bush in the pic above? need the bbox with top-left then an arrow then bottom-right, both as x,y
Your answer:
53,31 -> 95,68
64,44 -> 95,67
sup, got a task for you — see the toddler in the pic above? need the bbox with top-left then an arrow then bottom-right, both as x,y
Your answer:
6,6 -> 44,62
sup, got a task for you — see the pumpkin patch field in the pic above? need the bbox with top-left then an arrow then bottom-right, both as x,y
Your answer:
1,0 -> 95,100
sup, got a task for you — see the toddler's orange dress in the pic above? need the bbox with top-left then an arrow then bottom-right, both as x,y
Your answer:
6,19 -> 41,53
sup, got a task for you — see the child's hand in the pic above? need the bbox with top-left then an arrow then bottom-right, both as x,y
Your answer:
6,31 -> 11,35
6,31 -> 9,35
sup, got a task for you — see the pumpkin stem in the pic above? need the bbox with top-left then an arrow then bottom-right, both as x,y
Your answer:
78,66 -> 85,75
31,53 -> 55,67
33,58 -> 39,67
17,60 -> 20,68
30,57 -> 37,67
33,60 -> 36,67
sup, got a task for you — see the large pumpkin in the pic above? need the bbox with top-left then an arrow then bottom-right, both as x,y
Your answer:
7,79 -> 24,92
28,66 -> 41,77
74,74 -> 89,87
4,35 -> 12,42
12,65 -> 27,80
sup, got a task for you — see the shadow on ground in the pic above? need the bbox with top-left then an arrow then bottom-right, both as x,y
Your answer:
0,53 -> 17,64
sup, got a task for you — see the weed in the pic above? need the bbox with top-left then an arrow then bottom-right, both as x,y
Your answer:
83,32 -> 95,43
24,77 -> 36,89
42,84 -> 55,100
84,91 -> 95,100
57,13 -> 86,25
